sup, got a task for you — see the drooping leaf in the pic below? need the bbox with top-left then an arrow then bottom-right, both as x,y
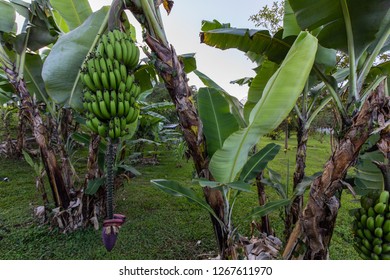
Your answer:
42,7 -> 109,110
198,87 -> 239,157
225,181 -> 253,193
200,21 -> 291,64
282,0 -> 300,38
194,70 -> 246,128
0,0 -> 16,33
354,150 -> 384,195
9,0 -> 29,19
293,172 -> 322,197
288,0 -> 390,57
250,199 -> 290,218
49,0 -> 92,31
244,59 -> 278,121
201,19 -> 230,32
240,143 -> 281,182
85,177 -> 105,195
151,179 -> 222,224
116,164 -> 141,176
179,53 -> 197,74
52,10 -> 70,33
209,32 -> 318,183
134,64 -> 159,93
24,53 -> 48,101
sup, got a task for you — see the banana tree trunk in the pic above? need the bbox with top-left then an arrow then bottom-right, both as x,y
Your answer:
283,82 -> 388,259
15,108 -> 27,157
4,66 -> 71,209
143,33 -> 227,256
285,119 -> 308,238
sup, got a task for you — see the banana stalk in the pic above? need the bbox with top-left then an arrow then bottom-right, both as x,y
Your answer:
105,139 -> 117,219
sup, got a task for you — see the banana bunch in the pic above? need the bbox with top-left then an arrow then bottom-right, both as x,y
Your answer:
353,190 -> 390,260
80,29 -> 141,139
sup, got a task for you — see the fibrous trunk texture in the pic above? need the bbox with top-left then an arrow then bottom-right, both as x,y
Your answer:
285,120 -> 308,239
283,82 -> 389,259
143,34 -> 227,256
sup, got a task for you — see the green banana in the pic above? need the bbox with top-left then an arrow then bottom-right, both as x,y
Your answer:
114,40 -> 123,61
125,74 -> 135,91
87,59 -> 96,77
103,89 -> 111,109
81,72 -> 97,91
97,42 -> 105,57
99,57 -> 108,73
113,29 -> 123,40
114,117 -> 121,139
117,98 -> 124,117
374,227 -> 383,238
109,71 -> 117,90
106,43 -> 115,60
106,58 -> 114,72
366,216 -> 375,232
93,58 -> 102,77
86,118 -> 98,133
374,202 -> 386,214
92,72 -> 103,90
101,71 -> 110,89
113,68 -> 121,86
97,122 -> 108,137
110,91 -> 117,117
108,31 -> 116,44
379,191 -> 389,204
120,63 -> 127,82
125,106 -> 134,123
120,39 -> 128,65
375,215 -> 385,228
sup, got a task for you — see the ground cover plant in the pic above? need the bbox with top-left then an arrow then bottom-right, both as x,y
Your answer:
0,133 -> 359,259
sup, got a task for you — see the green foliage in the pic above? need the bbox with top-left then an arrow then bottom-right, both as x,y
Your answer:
49,0 -> 92,31
198,87 -> 239,157
209,31 -> 318,184
0,0 -> 16,33
42,7 -> 110,110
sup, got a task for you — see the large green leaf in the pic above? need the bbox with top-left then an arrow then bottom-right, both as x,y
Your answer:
209,32 -> 318,183
249,199 -> 290,218
0,0 -> 16,33
200,22 -> 291,64
151,179 -> 222,225
244,60 -> 278,122
354,151 -> 384,195
240,143 -> 281,182
42,7 -> 109,110
179,53 -> 197,74
288,0 -> 390,57
49,0 -> 92,31
282,0 -> 300,38
24,53 -> 48,101
194,70 -> 246,128
198,87 -> 239,157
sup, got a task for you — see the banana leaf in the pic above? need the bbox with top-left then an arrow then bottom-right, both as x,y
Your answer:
249,199 -> 290,219
209,31 -> 318,183
200,21 -> 291,64
288,0 -> 390,58
50,0 -> 92,31
194,70 -> 246,128
151,179 -> 223,225
240,143 -> 281,182
198,87 -> 239,157
244,59 -> 278,122
42,7 -> 109,110
24,53 -> 48,102
0,0 -> 16,33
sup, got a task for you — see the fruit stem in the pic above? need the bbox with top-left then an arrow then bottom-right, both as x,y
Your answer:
106,139 -> 117,219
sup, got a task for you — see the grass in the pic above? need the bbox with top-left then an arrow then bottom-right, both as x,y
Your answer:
0,133 -> 360,259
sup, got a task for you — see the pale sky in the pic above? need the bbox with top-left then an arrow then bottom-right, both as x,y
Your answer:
89,0 -> 275,100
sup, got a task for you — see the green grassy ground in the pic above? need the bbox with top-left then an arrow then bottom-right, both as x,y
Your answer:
0,134 -> 360,259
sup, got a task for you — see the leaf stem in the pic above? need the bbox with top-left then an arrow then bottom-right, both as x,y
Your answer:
340,0 -> 358,102
313,64 -> 348,121
140,0 -> 168,46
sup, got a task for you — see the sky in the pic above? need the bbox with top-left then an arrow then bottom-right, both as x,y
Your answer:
88,0 -> 275,101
